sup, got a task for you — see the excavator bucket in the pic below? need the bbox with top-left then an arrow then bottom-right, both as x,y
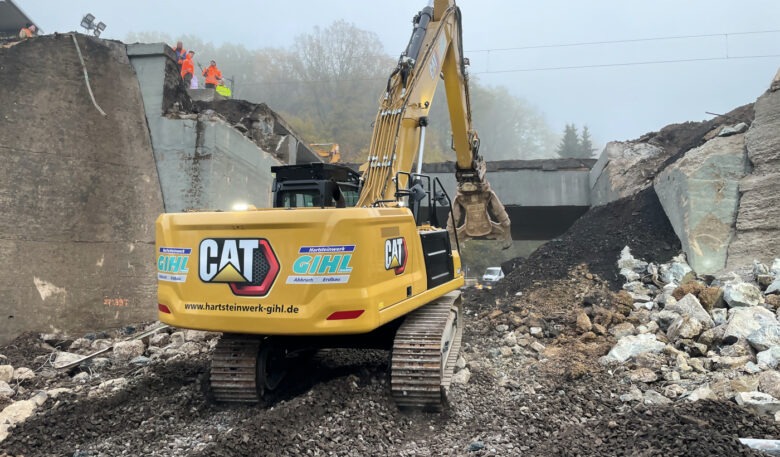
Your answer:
447,183 -> 512,249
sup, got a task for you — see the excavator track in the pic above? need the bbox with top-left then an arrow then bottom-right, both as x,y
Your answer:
210,335 -> 265,403
391,291 -> 463,411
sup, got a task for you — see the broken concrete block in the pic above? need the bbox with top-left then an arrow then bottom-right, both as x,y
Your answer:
654,134 -> 748,275
723,306 -> 778,344
605,333 -> 666,363
724,282 -> 763,307
734,391 -> 780,416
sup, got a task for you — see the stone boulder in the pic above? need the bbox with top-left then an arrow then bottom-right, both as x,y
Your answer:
112,340 -> 145,361
747,324 -> 780,352
724,282 -> 763,308
590,141 -> 666,206
759,370 -> 780,399
604,334 -> 666,363
687,385 -> 716,402
12,368 -> 34,381
643,390 -> 672,405
698,325 -> 725,347
734,391 -> 780,416
659,257 -> 694,285
610,322 -> 636,339
654,134 -> 748,274
723,307 -> 778,344
665,294 -> 714,329
0,391 -> 47,442
53,351 -> 84,368
0,366 -> 13,383
766,278 -> 780,296
618,246 -> 648,274
757,347 -> 780,369
0,381 -> 13,398
667,315 -> 704,341
149,332 -> 170,348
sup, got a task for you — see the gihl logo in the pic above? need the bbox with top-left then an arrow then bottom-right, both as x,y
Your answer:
199,238 -> 279,296
385,237 -> 407,275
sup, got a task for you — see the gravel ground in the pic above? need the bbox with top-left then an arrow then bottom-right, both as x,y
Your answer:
2,265 -> 778,456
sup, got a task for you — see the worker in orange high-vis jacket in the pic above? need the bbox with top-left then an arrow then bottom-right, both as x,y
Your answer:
181,51 -> 195,87
202,60 -> 223,89
19,23 -> 37,39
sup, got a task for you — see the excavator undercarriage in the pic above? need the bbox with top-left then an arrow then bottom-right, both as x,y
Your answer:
209,292 -> 463,411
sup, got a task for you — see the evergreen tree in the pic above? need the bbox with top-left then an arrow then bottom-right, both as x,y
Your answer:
556,124 -> 581,158
579,125 -> 596,157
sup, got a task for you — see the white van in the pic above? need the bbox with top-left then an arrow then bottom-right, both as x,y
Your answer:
481,267 -> 504,287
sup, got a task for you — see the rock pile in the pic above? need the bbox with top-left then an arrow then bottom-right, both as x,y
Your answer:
0,325 -> 220,444
599,247 -> 780,422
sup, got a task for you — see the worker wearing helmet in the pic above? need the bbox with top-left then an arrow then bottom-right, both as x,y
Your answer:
181,50 -> 195,88
202,60 -> 223,89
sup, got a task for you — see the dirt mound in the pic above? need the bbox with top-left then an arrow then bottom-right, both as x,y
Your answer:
648,103 -> 755,173
496,187 -> 680,295
497,104 -> 757,297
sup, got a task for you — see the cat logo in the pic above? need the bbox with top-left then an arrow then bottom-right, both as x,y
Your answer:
385,237 -> 407,275
199,238 -> 279,296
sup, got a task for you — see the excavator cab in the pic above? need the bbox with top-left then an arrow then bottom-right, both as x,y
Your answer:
271,163 -> 361,209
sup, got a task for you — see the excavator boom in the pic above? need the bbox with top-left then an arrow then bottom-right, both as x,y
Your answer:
357,0 -> 511,246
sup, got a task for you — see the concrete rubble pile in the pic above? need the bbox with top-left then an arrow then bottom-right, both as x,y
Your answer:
598,246 -> 780,423
0,325 -> 219,443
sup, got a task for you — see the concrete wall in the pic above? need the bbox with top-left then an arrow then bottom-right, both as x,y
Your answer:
127,44 -> 283,212
0,35 -> 164,344
426,164 -> 592,207
727,88 -> 780,269
589,150 -> 621,206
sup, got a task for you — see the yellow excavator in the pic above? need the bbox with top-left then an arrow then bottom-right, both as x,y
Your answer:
309,143 -> 342,163
155,0 -> 510,411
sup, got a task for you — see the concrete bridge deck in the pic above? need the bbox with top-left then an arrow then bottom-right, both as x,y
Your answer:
424,159 -> 596,239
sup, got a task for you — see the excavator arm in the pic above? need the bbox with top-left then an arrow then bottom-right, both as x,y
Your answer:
356,0 -> 511,247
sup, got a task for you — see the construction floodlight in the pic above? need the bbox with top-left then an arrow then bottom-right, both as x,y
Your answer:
80,14 -> 95,30
79,14 -> 107,37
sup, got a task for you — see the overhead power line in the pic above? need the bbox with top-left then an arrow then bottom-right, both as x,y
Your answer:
235,29 -> 780,87
236,53 -> 780,87
471,53 -> 780,74
465,29 -> 780,53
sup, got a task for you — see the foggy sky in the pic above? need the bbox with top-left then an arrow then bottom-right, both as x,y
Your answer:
19,0 -> 780,150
